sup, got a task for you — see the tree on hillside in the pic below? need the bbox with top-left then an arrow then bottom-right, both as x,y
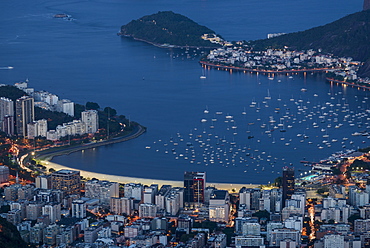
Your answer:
0,85 -> 28,101
86,102 -> 100,110
74,103 -> 85,118
104,107 -> 117,117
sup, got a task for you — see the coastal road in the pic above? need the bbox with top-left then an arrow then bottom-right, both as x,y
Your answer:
35,125 -> 146,160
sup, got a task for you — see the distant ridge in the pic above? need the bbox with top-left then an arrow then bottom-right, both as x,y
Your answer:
251,10 -> 370,77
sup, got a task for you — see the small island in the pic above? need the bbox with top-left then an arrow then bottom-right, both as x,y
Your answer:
118,11 -> 223,48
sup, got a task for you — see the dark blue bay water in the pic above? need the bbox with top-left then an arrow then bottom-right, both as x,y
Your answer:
0,0 -> 366,184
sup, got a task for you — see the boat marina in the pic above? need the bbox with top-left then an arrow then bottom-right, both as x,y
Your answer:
145,85 -> 370,181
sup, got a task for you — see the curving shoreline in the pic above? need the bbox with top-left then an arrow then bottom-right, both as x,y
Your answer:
41,160 -> 258,190
118,33 -> 219,49
36,125 -> 146,161
36,124 -> 259,189
200,60 -> 331,74
326,77 -> 370,91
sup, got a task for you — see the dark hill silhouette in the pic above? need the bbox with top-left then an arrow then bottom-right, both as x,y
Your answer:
119,11 -> 221,48
251,10 -> 370,77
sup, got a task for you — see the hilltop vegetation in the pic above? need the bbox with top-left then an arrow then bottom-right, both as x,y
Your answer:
0,217 -> 32,248
251,10 -> 370,77
0,85 -> 27,101
120,11 -> 221,48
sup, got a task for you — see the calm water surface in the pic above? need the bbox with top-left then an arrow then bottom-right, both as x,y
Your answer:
0,0 -> 365,184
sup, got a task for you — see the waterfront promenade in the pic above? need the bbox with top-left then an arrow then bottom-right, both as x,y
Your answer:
200,60 -> 331,74
326,77 -> 370,91
36,125 -> 146,161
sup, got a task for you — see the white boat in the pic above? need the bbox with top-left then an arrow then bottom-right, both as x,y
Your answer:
204,106 -> 209,114
200,75 -> 206,79
242,107 -> 247,115
265,89 -> 271,100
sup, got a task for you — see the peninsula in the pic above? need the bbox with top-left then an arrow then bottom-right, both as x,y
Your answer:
118,11 -> 223,48
199,9 -> 370,89
120,9 -> 370,89
250,9 -> 370,78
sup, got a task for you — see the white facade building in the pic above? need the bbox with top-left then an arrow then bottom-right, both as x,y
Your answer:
209,190 -> 230,223
27,119 -> 48,139
242,223 -> 261,236
0,97 -> 14,127
124,183 -> 143,201
139,203 -> 157,218
110,197 -> 133,216
235,236 -> 264,248
165,189 -> 181,216
85,179 -> 119,205
57,99 -> 74,116
81,110 -> 99,133
323,234 -> 344,248
46,130 -> 58,141
42,203 -> 61,223
72,199 -> 86,218
0,166 -> 10,183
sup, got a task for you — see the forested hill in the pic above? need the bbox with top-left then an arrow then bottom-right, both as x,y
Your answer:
251,9 -> 370,77
119,11 -> 221,48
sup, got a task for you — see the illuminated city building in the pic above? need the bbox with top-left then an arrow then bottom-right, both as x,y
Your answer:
51,169 -> 81,196
282,167 -> 295,208
15,96 -> 34,137
81,109 -> 99,133
183,171 -> 206,208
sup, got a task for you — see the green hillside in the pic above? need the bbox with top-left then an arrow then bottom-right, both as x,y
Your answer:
119,11 -> 221,48
0,217 -> 32,248
251,10 -> 370,77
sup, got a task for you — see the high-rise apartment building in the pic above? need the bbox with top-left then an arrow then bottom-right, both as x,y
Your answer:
27,119 -> 48,139
184,171 -> 206,208
15,96 -> 34,137
2,115 -> 14,136
85,179 -> 119,204
0,165 -> 9,183
42,203 -> 61,223
110,197 -> 133,216
124,183 -> 143,201
0,97 -> 14,129
51,170 -> 81,196
56,99 -> 74,116
72,199 -> 86,218
81,110 -> 99,133
209,190 -> 230,222
282,167 -> 295,208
